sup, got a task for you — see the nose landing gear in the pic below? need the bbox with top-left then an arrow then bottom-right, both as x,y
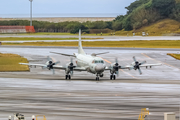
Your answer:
96,77 -> 99,81
96,74 -> 100,81
65,75 -> 71,80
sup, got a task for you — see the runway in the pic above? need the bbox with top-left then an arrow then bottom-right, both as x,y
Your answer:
0,46 -> 180,120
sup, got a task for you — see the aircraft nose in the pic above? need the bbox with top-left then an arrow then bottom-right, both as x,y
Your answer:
95,64 -> 105,73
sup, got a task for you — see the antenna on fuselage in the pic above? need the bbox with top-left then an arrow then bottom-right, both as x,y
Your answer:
78,29 -> 86,55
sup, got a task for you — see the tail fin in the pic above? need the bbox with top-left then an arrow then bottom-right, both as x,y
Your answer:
78,29 -> 86,55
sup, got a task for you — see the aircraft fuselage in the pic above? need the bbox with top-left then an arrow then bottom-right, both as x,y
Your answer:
75,53 -> 106,74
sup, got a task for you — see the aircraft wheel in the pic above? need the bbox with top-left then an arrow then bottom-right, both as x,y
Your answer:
113,75 -> 116,80
100,74 -> 103,77
69,75 -> 71,79
110,75 -> 113,80
96,77 -> 99,81
65,75 -> 68,80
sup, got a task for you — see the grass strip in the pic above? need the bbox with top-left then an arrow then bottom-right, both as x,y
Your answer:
0,32 -> 112,36
0,37 -> 103,41
167,53 -> 180,60
3,40 -> 180,48
0,53 -> 29,72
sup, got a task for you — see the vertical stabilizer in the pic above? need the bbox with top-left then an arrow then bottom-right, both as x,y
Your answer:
78,29 -> 86,55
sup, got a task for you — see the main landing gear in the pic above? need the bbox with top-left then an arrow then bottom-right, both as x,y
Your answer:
65,75 -> 71,80
96,74 -> 100,81
110,74 -> 116,80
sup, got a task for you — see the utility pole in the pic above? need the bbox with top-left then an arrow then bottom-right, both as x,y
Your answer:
29,0 -> 33,26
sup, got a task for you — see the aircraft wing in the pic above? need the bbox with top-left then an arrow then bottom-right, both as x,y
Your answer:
53,65 -> 87,71
50,52 -> 76,57
20,63 -> 87,71
123,63 -> 162,69
140,63 -> 162,67
74,67 -> 87,71
19,63 -> 47,67
91,52 -> 109,56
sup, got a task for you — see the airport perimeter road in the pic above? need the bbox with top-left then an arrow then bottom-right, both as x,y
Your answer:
0,46 -> 180,120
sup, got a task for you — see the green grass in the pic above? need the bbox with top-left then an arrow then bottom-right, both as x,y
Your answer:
3,40 -> 180,48
0,32 -> 112,36
0,53 -> 29,72
0,37 -> 103,41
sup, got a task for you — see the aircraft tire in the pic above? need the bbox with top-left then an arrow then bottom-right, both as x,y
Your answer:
113,75 -> 116,80
110,75 -> 113,80
65,75 -> 68,80
69,75 -> 71,79
96,77 -> 99,81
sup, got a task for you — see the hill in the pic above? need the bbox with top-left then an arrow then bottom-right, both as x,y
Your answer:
116,19 -> 180,36
113,0 -> 180,32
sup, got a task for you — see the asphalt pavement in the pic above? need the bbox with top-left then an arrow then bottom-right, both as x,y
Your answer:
0,46 -> 180,120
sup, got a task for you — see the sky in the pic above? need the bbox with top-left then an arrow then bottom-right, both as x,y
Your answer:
0,0 -> 136,18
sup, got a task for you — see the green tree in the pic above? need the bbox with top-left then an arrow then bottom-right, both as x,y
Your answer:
125,0 -> 151,14
170,3 -> 180,21
112,21 -> 123,31
152,0 -> 176,17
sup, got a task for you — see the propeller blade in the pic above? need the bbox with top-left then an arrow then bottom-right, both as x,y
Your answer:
138,68 -> 142,75
54,61 -> 60,65
70,70 -> 73,76
47,56 -> 51,61
115,58 -> 118,63
51,69 -> 55,75
116,71 -> 119,77
140,61 -> 146,65
133,56 -> 137,62
71,57 -> 73,63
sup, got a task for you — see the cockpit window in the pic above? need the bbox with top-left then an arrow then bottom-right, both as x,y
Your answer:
94,60 -> 104,64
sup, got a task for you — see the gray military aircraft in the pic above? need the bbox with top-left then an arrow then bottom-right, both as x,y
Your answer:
20,30 -> 161,80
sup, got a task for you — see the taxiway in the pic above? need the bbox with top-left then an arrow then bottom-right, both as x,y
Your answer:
0,46 -> 180,120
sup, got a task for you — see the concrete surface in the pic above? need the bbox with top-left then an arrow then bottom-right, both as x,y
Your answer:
0,46 -> 180,120
1,36 -> 180,43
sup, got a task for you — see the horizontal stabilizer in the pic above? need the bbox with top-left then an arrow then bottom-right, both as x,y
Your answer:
50,52 -> 76,57
91,52 -> 109,56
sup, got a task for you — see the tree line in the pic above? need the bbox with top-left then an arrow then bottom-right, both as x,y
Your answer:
0,20 -> 114,34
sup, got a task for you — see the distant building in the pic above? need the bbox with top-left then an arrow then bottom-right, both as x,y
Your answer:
0,26 -> 35,33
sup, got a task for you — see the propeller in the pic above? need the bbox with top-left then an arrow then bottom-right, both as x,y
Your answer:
133,56 -> 146,75
113,58 -> 121,76
46,56 -> 60,74
68,57 -> 76,75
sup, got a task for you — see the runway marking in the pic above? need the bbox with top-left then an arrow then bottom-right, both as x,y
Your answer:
100,57 -> 137,79
141,53 -> 180,70
120,70 -> 137,79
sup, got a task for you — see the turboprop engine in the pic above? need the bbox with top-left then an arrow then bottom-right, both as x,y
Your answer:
131,56 -> 146,75
66,58 -> 76,75
110,58 -> 121,76
44,56 -> 60,74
